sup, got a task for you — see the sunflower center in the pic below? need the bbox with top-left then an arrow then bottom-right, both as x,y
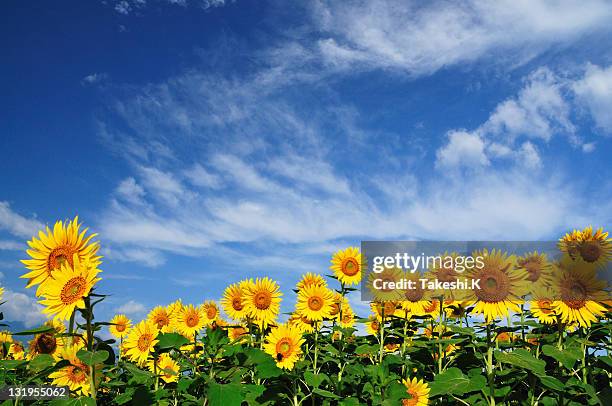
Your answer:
384,302 -> 396,315
185,312 -> 199,328
423,301 -> 438,313
330,302 -> 340,316
308,295 -> 324,311
474,270 -> 510,302
254,291 -> 272,310
60,276 -> 87,304
579,241 -> 602,263
155,315 -> 170,329
116,323 -> 127,332
522,259 -> 542,282
403,283 -> 424,302
537,300 -> 553,314
437,267 -> 457,283
48,246 -> 76,273
275,338 -> 293,359
35,333 -> 57,354
402,389 -> 419,406
206,307 -> 217,320
231,297 -> 243,311
341,258 -> 360,276
67,365 -> 87,384
562,279 -> 588,309
371,320 -> 380,331
137,333 -> 153,351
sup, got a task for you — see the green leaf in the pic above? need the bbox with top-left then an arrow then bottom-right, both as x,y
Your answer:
29,354 -> 55,371
157,332 -> 190,350
542,345 -> 582,368
115,388 -> 136,405
49,398 -> 96,406
0,359 -> 27,369
13,326 -> 54,336
208,382 -> 243,406
77,349 -> 109,366
494,349 -> 545,376
428,367 -> 471,397
124,362 -> 153,385
245,348 -> 282,379
304,371 -> 328,388
339,398 -> 361,406
539,376 -> 565,392
313,388 -> 340,399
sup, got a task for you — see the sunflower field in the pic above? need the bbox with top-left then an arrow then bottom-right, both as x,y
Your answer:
1,217 -> 611,405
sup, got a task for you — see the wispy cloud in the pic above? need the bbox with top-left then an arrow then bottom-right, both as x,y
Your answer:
2,289 -> 46,328
0,202 -> 44,239
115,299 -> 146,316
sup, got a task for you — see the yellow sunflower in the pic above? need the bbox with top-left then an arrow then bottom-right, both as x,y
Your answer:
28,332 -> 61,360
516,251 -> 554,288
296,285 -> 334,322
228,326 -> 249,342
123,320 -> 159,366
529,287 -> 558,324
202,300 -> 220,327
109,314 -> 132,339
371,301 -> 400,320
467,249 -> 529,322
400,272 -> 434,317
176,304 -> 206,339
243,277 -> 282,329
0,331 -> 13,345
368,266 -> 404,302
221,283 -> 247,321
296,273 -> 327,290
287,314 -> 315,333
8,342 -> 25,360
148,353 -> 180,383
339,304 -> 355,328
38,254 -> 101,321
402,377 -> 430,406
365,315 -> 381,336
263,323 -> 304,370
21,216 -> 101,296
49,345 -> 91,396
330,246 -> 363,285
560,226 -> 611,267
428,252 -> 470,300
44,318 -> 66,334
0,286 -> 3,301
444,300 -> 473,319
551,261 -> 608,327
166,299 -> 183,332
148,306 -> 173,333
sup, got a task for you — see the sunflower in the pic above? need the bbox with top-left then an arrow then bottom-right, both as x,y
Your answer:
516,251 -> 553,288
529,287 -> 558,324
221,283 -> 247,321
560,226 -> 611,266
21,216 -> 101,296
444,300 -> 473,319
467,249 -> 529,322
123,320 -> 159,366
0,331 -> 13,345
339,304 -> 355,328
49,345 -> 91,396
110,314 -> 132,339
400,272 -> 434,317
228,326 -> 248,342
148,306 -> 173,333
330,246 -> 363,285
296,284 -> 334,322
329,291 -> 346,320
44,318 -> 66,334
28,332 -> 61,360
371,301 -> 400,320
368,266 -> 404,302
8,342 -> 25,360
288,314 -> 315,333
263,323 -> 304,370
38,254 -> 101,321
148,353 -> 180,383
176,304 -> 206,339
0,286 -> 3,301
551,261 -> 608,327
243,277 -> 282,329
402,377 -> 430,406
365,315 -> 381,336
202,300 -> 220,327
296,273 -> 327,290
428,252 -> 469,300
166,299 -> 183,332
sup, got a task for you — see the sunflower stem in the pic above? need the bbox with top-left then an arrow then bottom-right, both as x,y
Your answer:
486,323 -> 496,406
378,307 -> 385,365
313,322 -> 319,373
84,296 -> 96,400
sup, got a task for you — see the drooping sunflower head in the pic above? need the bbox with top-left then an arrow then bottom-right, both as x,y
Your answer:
176,304 -> 206,339
296,273 -> 327,291
201,300 -> 220,327
28,332 -> 59,359
402,377 -> 430,406
148,353 -> 180,384
443,300 -> 473,319
38,254 -> 102,321
339,303 -> 356,328
468,249 -> 528,322
365,314 -> 381,336
221,283 -> 247,321
123,320 -> 159,366
48,345 -> 91,396
296,284 -> 334,322
263,323 -> 305,370
515,251 -> 554,287
228,325 -> 249,342
147,306 -> 172,333
551,261 -> 609,327
109,314 -> 132,339
330,247 -> 363,285
243,277 -> 282,329
21,216 -> 101,296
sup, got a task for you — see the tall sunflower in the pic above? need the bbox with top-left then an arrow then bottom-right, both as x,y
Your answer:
296,284 -> 334,322
243,277 -> 282,329
123,320 -> 159,366
21,216 -> 101,296
148,353 -> 180,384
365,315 -> 381,336
28,332 -> 61,360
577,226 -> 611,266
8,342 -> 25,360
402,377 -> 430,406
467,249 -> 529,322
176,304 -> 206,339
400,272 -> 433,317
38,254 -> 101,321
109,314 -> 132,339
529,287 -> 558,324
287,313 -> 315,333
263,323 -> 304,370
148,306 -> 172,333
339,304 -> 355,328
201,300 -> 219,327
166,299 -> 183,332
221,283 -> 247,321
516,251 -> 553,288
330,247 -> 363,285
49,345 -> 91,396
296,273 -> 327,290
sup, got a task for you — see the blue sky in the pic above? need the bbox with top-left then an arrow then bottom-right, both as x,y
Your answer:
1,0 -> 611,328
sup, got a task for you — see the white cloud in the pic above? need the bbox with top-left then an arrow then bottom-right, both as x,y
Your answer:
81,73 -> 108,85
582,142 -> 596,153
184,164 -> 221,189
116,177 -> 146,205
314,0 -> 612,76
0,240 -> 22,250
2,289 -> 46,328
0,202 -> 44,238
435,130 -> 489,170
115,300 -> 146,316
573,64 -> 612,133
